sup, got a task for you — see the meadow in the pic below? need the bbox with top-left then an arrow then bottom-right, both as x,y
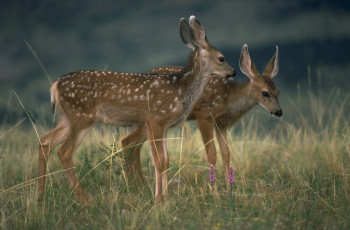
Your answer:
0,81 -> 349,229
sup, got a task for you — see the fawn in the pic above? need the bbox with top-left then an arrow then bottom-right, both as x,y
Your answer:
122,44 -> 282,188
38,16 -> 235,202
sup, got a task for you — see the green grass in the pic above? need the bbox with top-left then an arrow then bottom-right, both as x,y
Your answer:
0,88 -> 349,229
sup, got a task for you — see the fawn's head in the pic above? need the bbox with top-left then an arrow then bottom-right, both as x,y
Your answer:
239,44 -> 282,117
180,16 -> 235,78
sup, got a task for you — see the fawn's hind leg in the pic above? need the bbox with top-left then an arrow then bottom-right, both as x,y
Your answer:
38,120 -> 69,200
122,125 -> 148,184
55,122 -> 93,201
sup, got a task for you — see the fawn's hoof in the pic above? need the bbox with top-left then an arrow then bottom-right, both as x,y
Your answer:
154,195 -> 164,204
74,189 -> 89,203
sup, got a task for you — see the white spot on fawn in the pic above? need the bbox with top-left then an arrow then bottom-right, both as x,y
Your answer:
150,80 -> 159,88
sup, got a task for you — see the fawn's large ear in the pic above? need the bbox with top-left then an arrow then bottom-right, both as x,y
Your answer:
239,44 -> 260,80
179,18 -> 195,50
262,46 -> 279,79
188,15 -> 208,49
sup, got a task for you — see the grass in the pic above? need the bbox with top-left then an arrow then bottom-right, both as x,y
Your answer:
0,87 -> 349,229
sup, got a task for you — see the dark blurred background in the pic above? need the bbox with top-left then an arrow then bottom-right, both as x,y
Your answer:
1,0 -> 350,125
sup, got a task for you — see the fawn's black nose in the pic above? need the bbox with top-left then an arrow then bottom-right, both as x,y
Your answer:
274,110 -> 283,117
226,69 -> 236,78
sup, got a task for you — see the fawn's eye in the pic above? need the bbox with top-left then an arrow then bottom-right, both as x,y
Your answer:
262,91 -> 270,97
218,56 -> 225,63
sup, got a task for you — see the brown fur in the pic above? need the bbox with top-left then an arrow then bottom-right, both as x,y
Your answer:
123,45 -> 282,188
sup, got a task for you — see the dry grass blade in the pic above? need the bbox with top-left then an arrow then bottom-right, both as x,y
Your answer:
23,39 -> 53,85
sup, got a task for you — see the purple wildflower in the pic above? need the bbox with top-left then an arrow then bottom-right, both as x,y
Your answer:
228,166 -> 234,192
209,164 -> 215,186
228,166 -> 234,183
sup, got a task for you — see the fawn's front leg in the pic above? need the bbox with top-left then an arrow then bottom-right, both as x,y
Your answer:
145,121 -> 168,203
197,117 -> 218,187
215,125 -> 232,189
197,117 -> 217,166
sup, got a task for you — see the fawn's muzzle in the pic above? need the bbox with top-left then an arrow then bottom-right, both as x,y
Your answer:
226,69 -> 236,78
273,110 -> 283,117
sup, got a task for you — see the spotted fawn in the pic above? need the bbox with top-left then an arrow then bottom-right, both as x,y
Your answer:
38,16 -> 235,202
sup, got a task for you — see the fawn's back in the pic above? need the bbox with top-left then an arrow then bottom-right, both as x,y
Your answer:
54,70 -> 190,126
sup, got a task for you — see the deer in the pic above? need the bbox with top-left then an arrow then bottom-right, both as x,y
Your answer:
37,16 -> 235,203
121,44 -> 282,189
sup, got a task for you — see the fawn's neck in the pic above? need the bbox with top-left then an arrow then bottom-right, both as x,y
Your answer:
176,51 -> 211,124
226,81 -> 258,119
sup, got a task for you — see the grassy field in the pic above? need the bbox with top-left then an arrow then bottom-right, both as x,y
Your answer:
0,87 -> 349,229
